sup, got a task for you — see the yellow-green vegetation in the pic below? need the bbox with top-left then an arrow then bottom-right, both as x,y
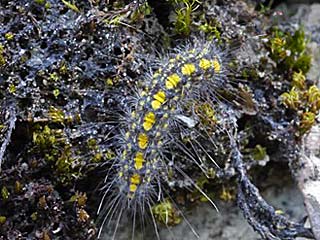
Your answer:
194,174 -> 215,202
130,2 -> 152,22
1,186 -> 9,201
152,199 -> 182,226
87,138 -> 105,163
61,0 -> 80,13
219,186 -> 235,201
0,216 -> 6,224
105,1 -> 151,27
69,192 -> 87,207
53,89 -> 60,98
34,0 -> 45,5
269,28 -> 311,74
8,84 -> 16,94
0,44 -> 5,66
32,124 -> 82,184
171,0 -> 201,36
14,181 -> 22,194
4,32 -> 14,41
198,17 -> 221,41
48,106 -> 65,123
251,144 -> 267,161
281,71 -> 320,135
195,102 -> 217,128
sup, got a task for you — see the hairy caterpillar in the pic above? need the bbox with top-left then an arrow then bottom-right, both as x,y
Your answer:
98,40 -> 232,239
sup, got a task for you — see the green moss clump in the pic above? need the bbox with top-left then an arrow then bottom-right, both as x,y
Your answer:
4,32 -> 14,41
152,199 -> 182,226
251,144 -> 267,161
1,186 -> 9,201
171,0 -> 201,36
281,71 -> 320,135
0,44 -> 6,66
269,28 -> 311,74
34,0 -> 46,5
130,2 -> 152,22
61,0 -> 80,13
0,216 -> 6,225
198,17 -> 221,41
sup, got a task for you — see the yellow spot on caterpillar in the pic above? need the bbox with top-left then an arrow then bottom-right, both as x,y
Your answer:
130,173 -> 141,185
134,152 -> 144,170
151,90 -> 166,110
166,73 -> 181,89
119,171 -> 123,177
212,58 -> 221,73
143,112 -> 156,131
181,63 -> 196,75
129,184 -> 137,193
199,58 -> 211,70
138,133 -> 148,149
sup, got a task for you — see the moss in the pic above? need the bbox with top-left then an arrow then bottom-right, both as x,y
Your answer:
14,181 -> 22,194
34,0 -> 46,5
219,186 -> 235,201
152,199 -> 182,226
268,28 -> 311,74
299,111 -> 316,135
130,2 -> 152,22
105,149 -> 115,161
241,67 -> 259,81
4,32 -> 14,41
281,87 -> 300,110
49,72 -> 59,82
8,84 -> 16,94
1,186 -> 9,201
251,144 -> 267,161
198,17 -> 221,41
195,102 -> 217,128
31,212 -> 38,221
33,125 -> 60,149
48,106 -> 65,124
292,70 -> 305,89
52,89 -> 60,98
78,209 -> 90,223
61,0 -> 80,13
172,0 -> 201,36
0,216 -> 6,225
0,44 -> 5,66
281,70 -> 320,135
307,85 -> 320,112
69,192 -> 87,207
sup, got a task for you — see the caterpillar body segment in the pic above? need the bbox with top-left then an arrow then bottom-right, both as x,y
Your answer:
98,41 -> 227,239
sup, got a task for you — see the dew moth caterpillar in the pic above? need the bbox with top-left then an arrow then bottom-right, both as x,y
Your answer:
98,39 -> 230,239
